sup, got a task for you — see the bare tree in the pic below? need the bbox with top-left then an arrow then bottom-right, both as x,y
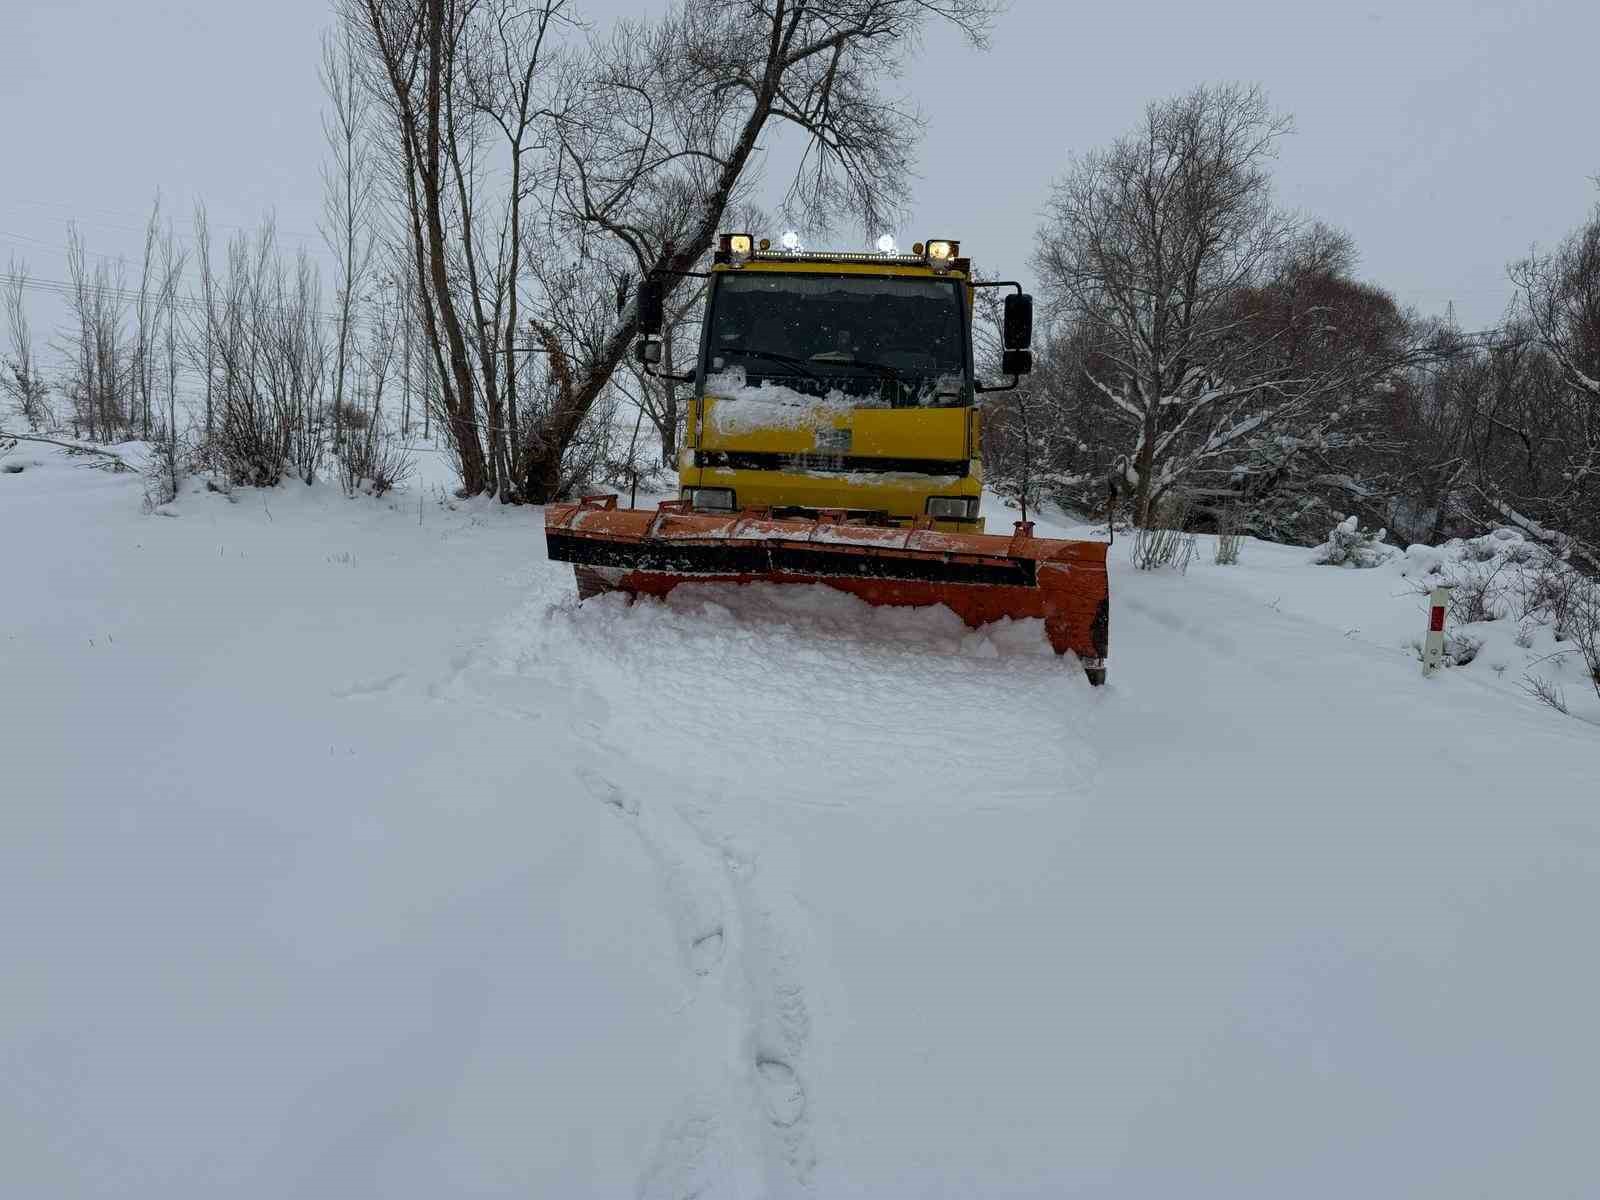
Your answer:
322,24 -> 380,477
1033,85 -> 1431,535
522,251 -> 626,497
523,0 -> 999,501
60,224 -> 132,442
396,249 -> 416,436
341,0 -> 522,494
337,277 -> 412,495
1423,194 -> 1600,573
147,224 -> 189,506
461,0 -> 576,497
134,197 -> 162,439
133,196 -> 187,443
1512,194 -> 1600,403
203,217 -> 331,487
622,275 -> 705,468
1034,85 -> 1309,524
191,203 -> 219,440
2,258 -> 52,431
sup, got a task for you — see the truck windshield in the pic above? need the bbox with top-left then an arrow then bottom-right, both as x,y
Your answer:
703,272 -> 968,407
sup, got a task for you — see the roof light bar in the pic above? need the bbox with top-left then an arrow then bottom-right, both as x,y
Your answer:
748,250 -> 927,264
713,231 -> 967,270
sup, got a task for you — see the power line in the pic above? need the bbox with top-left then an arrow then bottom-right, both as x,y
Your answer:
2,270 -> 397,333
0,229 -> 340,279
0,230 -> 346,305
0,197 -> 326,245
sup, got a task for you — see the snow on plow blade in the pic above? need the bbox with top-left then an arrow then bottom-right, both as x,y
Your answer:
544,497 -> 1110,684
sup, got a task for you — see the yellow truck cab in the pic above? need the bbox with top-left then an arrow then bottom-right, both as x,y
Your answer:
551,257 -> 1112,680
639,235 -> 1032,535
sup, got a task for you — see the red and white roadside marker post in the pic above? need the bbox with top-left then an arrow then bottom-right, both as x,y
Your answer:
1422,583 -> 1455,676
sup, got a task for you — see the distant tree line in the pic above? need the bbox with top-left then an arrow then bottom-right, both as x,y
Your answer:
982,82 -> 1600,571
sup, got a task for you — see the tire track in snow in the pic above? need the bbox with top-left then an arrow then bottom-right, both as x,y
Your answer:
446,579 -> 1100,1196
579,759 -> 819,1198
422,620 -> 783,1193
576,763 -> 748,1198
677,796 -> 819,1193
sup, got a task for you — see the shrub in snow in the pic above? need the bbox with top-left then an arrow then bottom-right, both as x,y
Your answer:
1130,497 -> 1197,572
1132,524 -> 1197,572
1521,673 -> 1571,715
335,414 -> 415,499
1448,558 -> 1512,624
1408,630 -> 1484,669
1311,516 -> 1394,568
1562,586 -> 1600,696
1213,504 -> 1243,566
1447,632 -> 1484,666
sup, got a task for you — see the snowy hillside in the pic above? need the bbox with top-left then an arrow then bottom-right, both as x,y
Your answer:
4,445 -> 1598,1198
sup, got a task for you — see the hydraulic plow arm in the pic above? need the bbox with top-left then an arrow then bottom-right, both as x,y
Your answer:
544,497 -> 1110,684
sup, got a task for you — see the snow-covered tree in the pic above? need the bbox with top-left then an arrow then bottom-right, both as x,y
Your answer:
1033,85 -> 1413,527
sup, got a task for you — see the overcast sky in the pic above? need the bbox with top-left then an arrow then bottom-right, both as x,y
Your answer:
4,0 -> 1597,337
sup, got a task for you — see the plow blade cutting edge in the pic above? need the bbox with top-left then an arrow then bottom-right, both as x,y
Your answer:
544,497 -> 1110,685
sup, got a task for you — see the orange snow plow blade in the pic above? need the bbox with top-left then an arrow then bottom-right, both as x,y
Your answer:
544,497 -> 1110,684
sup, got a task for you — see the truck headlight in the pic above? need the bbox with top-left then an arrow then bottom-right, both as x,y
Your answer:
926,496 -> 978,519
683,487 -> 736,511
719,233 -> 753,263
924,239 -> 959,271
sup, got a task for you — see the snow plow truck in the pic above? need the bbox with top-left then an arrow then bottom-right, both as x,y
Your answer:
543,234 -> 1111,684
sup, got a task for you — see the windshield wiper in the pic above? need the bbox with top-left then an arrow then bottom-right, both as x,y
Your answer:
808,352 -> 905,379
716,346 -> 824,379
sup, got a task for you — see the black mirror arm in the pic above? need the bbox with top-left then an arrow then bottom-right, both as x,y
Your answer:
644,365 -> 696,384
970,279 -> 1024,296
973,375 -> 1022,394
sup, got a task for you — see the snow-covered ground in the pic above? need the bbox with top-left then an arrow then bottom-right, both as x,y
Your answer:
4,443 -> 1598,1198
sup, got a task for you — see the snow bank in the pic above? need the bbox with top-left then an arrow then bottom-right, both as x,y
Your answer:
0,453 -> 685,1197
1389,528 -> 1600,722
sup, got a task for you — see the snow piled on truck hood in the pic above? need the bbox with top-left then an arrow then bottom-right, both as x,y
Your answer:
702,367 -> 856,435
701,367 -> 967,436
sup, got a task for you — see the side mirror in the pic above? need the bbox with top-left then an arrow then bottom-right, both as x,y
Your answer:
1003,293 -> 1033,350
637,277 -> 665,335
635,339 -> 663,365
1001,348 -> 1033,376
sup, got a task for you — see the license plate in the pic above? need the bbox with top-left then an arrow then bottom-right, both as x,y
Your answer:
814,426 -> 852,453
